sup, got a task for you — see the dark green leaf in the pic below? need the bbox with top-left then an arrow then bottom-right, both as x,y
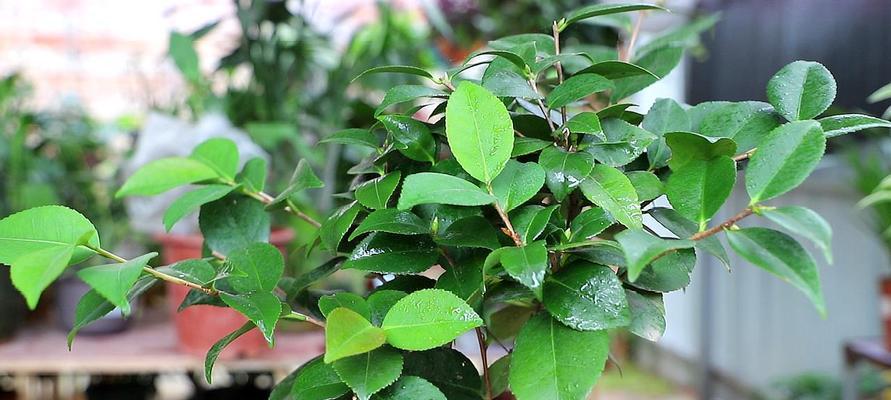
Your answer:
759,206 -> 832,263
269,159 -> 325,207
648,207 -> 730,269
397,173 -> 495,210
382,289 -> 483,350
615,228 -> 694,281
563,3 -> 665,31
67,275 -> 158,349
626,171 -> 664,202
278,356 -> 350,400
333,347 -> 404,400
566,112 -> 603,136
511,205 -> 559,244
319,292 -> 371,320
642,98 -> 690,169
353,65 -> 435,82
204,321 -> 254,383
224,242 -> 283,293
355,172 -> 401,210
350,209 -> 429,240
664,131 -> 736,170
628,249 -> 694,292
699,101 -> 781,152
376,85 -> 448,116
576,60 -> 658,80
373,376 -> 446,400
321,129 -> 380,149
611,46 -> 683,102
766,61 -> 836,121
367,290 -> 407,326
512,137 -> 552,157
583,118 -> 657,167
818,114 -> 891,138
343,232 -> 438,274
745,120 -> 826,203
403,348 -> 482,400
539,146 -> 594,201
446,81 -> 515,183
626,289 -> 665,341
483,70 -> 543,99
379,115 -> 437,164
435,256 -> 484,307
546,73 -> 613,109
580,164 -> 642,229
435,216 -> 500,250
666,157 -> 736,228
199,195 -> 270,255
320,201 -> 363,251
220,292 -> 281,343
489,355 -> 511,397
543,261 -> 629,330
168,259 -> 216,286
570,207 -> 614,242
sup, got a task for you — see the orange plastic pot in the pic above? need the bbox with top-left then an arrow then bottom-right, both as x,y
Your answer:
155,229 -> 294,358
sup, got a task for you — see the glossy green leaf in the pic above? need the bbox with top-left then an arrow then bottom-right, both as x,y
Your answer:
562,3 -> 665,31
376,85 -> 448,116
67,276 -> 158,349
566,112 -> 603,136
491,160 -> 546,212
746,120 -> 826,203
570,207 -> 614,242
539,146 -> 594,201
319,292 -> 371,320
320,201 -> 363,251
626,171 -> 664,202
324,307 -> 387,363
367,290 -> 408,326
382,289 -> 483,351
373,376 -> 446,400
546,73 -> 613,109
343,232 -> 439,274
626,289 -> 665,341
759,206 -> 832,263
575,61 -> 658,80
446,81 -> 514,183
664,131 -> 737,170
512,137 -> 552,157
615,228 -> 694,282
435,256 -> 484,307
397,173 -> 495,210
168,259 -> 216,286
583,118 -> 657,167
726,228 -> 826,316
199,195 -> 270,255
353,65 -> 435,82
402,348 -> 482,400
766,61 -> 836,121
511,205 -> 559,244
510,312 -> 610,400
580,164 -> 642,229
649,207 -> 730,269
205,321 -> 254,383
500,241 -> 549,299
333,347 -> 403,400
379,115 -> 437,164
222,242 -> 283,294
466,49 -> 530,71
321,129 -> 380,149
666,157 -> 736,228
236,157 -> 267,193
269,159 -> 325,207
699,101 -> 781,152
116,157 -> 219,198
76,252 -> 156,315
627,248 -> 695,293
483,70 -> 542,99
355,172 -> 401,210
435,216 -> 500,250
0,205 -> 99,267
191,137 -> 239,180
220,292 -> 281,343
12,245 -> 75,309
164,185 -> 234,231
543,261 -> 629,331
642,98 -> 690,169
818,114 -> 891,138
350,209 -> 429,240
283,356 -> 350,400
611,46 -> 683,102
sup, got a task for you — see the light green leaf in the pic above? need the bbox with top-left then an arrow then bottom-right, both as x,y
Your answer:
168,259 -> 216,286
190,138 -> 239,180
220,292 -> 281,344
320,201 -> 363,251
745,120 -> 826,204
766,60 -> 836,121
236,157 -> 267,193
269,159 -> 324,207
350,209 -> 429,240
818,114 -> 891,138
116,157 -> 219,198
0,205 -> 99,266
509,312 -> 610,400
205,322 -> 254,383
333,347 -> 403,400
546,73 -> 613,109
11,244 -> 75,309
615,228 -> 694,282
511,205 -> 559,244
76,252 -> 156,315
539,146 -> 594,201
319,292 -> 371,320
324,308 -> 387,363
759,206 -> 832,263
699,101 -> 781,152
626,289 -> 665,341
543,261 -> 629,331
199,195 -> 270,255
382,289 -> 483,351
343,232 -> 439,274
376,85 -> 448,116
379,115 -> 437,164
500,241 -> 549,299
373,376 -> 446,400
356,172 -> 401,210
224,242 -> 283,293
321,129 -> 380,149
666,157 -> 736,228
626,171 -> 664,202
446,81 -> 515,183
726,228 -> 825,316
491,160 -> 546,212
628,249 -> 695,293
562,3 -> 665,31
397,173 -> 495,210
580,164 -> 642,229
164,185 -> 234,231
168,32 -> 200,82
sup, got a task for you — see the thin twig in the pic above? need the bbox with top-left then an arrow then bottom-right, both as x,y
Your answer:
552,20 -> 569,146
690,207 -> 754,241
493,201 -> 523,246
243,189 -> 322,228
90,246 -> 217,295
476,328 -> 493,400
622,11 -> 647,62
732,149 -> 756,162
529,79 -> 557,132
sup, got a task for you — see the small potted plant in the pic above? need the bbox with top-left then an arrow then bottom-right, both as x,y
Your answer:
3,3 -> 891,399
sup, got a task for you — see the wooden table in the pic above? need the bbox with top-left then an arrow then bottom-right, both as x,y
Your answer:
0,316 -> 325,399
843,337 -> 891,400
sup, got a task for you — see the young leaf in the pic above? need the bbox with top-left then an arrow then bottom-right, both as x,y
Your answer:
699,101 -> 781,152
818,114 -> 891,138
320,201 -> 363,251
224,242 -> 283,293
319,292 -> 371,320
199,195 -> 270,255
76,252 -> 157,315
376,85 -> 448,116
397,173 -> 496,210
343,232 -> 439,274
626,289 -> 666,341
219,292 -> 281,343
446,81 -> 514,183
580,164 -> 642,229
766,61 -> 836,121
758,206 -> 833,263
269,159 -> 324,207
0,205 -> 99,266
491,160 -> 546,212
333,347 -> 403,400
615,228 -> 694,282
726,228 -> 826,316
373,376 -> 446,400
379,115 -> 437,164
745,120 -> 826,204
402,347 -> 482,400
539,146 -> 595,201
543,261 -> 630,331
562,3 -> 665,31
381,289 -> 483,350
509,312 -> 610,400
11,245 -> 75,309
355,172 -> 401,210
190,138 -> 239,180
500,241 -> 549,299
349,209 -> 429,240
321,128 -> 380,149
236,157 -> 267,193
324,307 -> 387,363
163,185 -> 234,231
546,73 -> 613,109
205,322 -> 254,383
367,290 -> 408,326
273,356 -> 349,400
569,207 -> 614,242
116,157 -> 219,198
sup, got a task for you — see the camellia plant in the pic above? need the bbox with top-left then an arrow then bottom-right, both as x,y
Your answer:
3,3 -> 891,400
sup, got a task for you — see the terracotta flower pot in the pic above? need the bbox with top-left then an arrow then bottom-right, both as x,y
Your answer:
155,228 -> 294,358
881,276 -> 891,350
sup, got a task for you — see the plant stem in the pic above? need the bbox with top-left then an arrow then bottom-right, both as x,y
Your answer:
552,20 -> 569,146
529,79 -> 558,132
90,246 -> 217,295
621,11 -> 647,62
690,207 -> 754,241
732,148 -> 756,162
476,327 -> 493,400
489,193 -> 523,246
242,188 -> 322,228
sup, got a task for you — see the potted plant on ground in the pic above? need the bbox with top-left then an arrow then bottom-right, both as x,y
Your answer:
3,3 -> 891,399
